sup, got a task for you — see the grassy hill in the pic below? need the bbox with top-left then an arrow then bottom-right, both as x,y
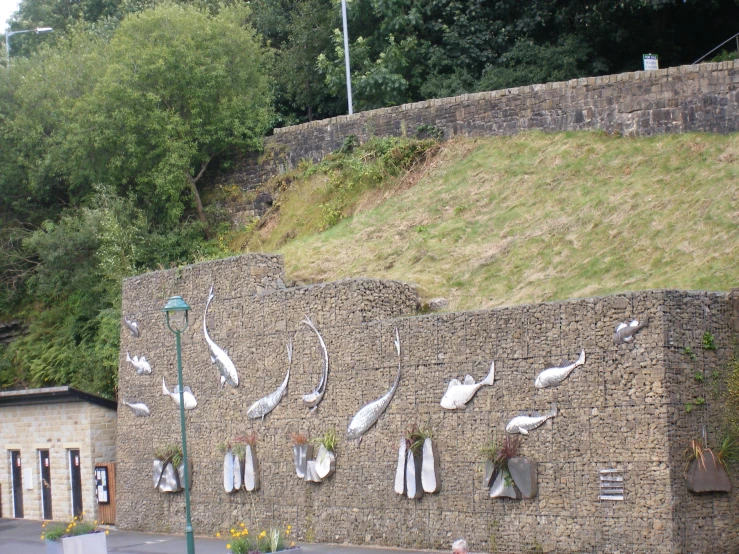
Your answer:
233,131 -> 739,311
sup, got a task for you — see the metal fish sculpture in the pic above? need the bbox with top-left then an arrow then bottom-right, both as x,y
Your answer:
162,377 -> 197,410
613,318 -> 648,345
247,340 -> 291,421
346,328 -> 402,443
126,353 -> 152,375
301,316 -> 329,411
535,350 -> 586,389
440,361 -> 495,410
203,286 -> 239,388
505,403 -> 557,435
123,318 -> 140,338
121,398 -> 150,417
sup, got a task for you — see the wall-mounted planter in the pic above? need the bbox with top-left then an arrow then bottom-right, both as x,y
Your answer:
315,445 -> 336,479
421,438 -> 441,493
508,457 -> 537,499
489,470 -> 519,499
45,532 -> 107,554
483,460 -> 496,488
394,438 -> 407,495
244,444 -> 259,491
293,444 -> 313,479
224,451 -> 235,493
686,457 -> 731,493
405,450 -> 423,499
305,460 -> 322,483
154,459 -> 192,493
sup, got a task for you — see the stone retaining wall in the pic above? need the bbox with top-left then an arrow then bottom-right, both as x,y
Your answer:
116,254 -> 738,553
222,61 -> 739,190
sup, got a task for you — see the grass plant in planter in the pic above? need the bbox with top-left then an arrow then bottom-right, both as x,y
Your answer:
153,444 -> 190,493
401,424 -> 439,499
291,433 -> 312,479
482,434 -> 536,499
42,515 -> 108,554
684,436 -> 737,493
312,428 -> 338,480
224,523 -> 300,554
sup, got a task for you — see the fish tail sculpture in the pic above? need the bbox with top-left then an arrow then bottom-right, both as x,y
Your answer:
203,286 -> 239,388
346,328 -> 402,444
246,339 -> 292,421
300,316 -> 329,411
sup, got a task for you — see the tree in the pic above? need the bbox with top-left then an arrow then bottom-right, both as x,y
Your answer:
66,2 -> 274,234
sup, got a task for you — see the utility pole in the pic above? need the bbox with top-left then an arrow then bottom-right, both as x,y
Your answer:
340,0 -> 353,115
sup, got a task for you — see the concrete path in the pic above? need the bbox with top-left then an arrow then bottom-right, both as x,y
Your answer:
0,518 -> 443,554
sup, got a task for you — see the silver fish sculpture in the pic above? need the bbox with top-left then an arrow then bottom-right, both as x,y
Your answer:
346,328 -> 401,443
204,286 -> 239,388
123,318 -> 140,338
121,398 -> 150,417
439,361 -> 495,410
505,403 -> 557,435
126,352 -> 152,375
247,340 -> 291,421
535,349 -> 586,388
301,316 -> 329,411
162,377 -> 197,410
613,318 -> 648,345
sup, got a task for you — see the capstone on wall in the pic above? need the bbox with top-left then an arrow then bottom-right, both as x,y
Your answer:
221,61 -> 739,191
0,398 -> 117,522
116,254 -> 737,553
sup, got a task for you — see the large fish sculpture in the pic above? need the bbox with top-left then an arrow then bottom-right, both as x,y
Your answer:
301,317 -> 329,411
613,318 -> 648,345
505,403 -> 557,435
121,398 -> 150,417
203,286 -> 239,388
123,318 -> 140,338
440,361 -> 495,410
346,328 -> 402,444
247,340 -> 291,421
534,350 -> 585,389
126,353 -> 152,375
162,377 -> 198,410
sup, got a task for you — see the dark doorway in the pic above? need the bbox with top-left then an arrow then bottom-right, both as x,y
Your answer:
69,450 -> 83,517
39,450 -> 52,520
10,450 -> 23,518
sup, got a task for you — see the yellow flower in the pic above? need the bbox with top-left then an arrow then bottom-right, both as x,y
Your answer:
216,532 -> 221,538
40,535 -> 44,540
105,531 -> 109,535
287,526 -> 292,530
94,521 -> 98,525
240,523 -> 245,527
290,542 -> 295,547
226,545 -> 231,550
259,530 -> 266,539
230,528 -> 235,534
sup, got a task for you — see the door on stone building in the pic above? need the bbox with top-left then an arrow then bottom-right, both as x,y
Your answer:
69,450 -> 83,517
95,463 -> 116,524
39,450 -> 52,520
10,450 -> 23,518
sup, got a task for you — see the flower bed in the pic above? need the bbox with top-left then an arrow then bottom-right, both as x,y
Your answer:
42,515 -> 109,554
220,524 -> 299,553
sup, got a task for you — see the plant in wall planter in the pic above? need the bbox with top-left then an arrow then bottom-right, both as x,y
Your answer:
42,516 -> 109,554
482,434 -> 537,500
153,444 -> 191,493
291,433 -> 313,479
395,424 -> 441,499
221,432 -> 259,493
684,436 -> 736,493
311,428 -> 337,480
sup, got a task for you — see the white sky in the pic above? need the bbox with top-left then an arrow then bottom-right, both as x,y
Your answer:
1,0 -> 22,33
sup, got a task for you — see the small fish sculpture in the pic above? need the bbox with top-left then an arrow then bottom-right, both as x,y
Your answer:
301,316 -> 329,411
121,398 -> 150,417
613,318 -> 648,345
505,403 -> 557,435
162,377 -> 197,410
126,353 -> 152,375
440,361 -> 495,410
203,286 -> 239,388
247,340 -> 291,421
123,318 -> 140,338
346,328 -> 402,444
535,350 -> 586,389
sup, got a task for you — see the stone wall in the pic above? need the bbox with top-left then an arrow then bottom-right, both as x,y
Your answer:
222,61 -> 739,190
0,395 -> 117,522
116,254 -> 738,553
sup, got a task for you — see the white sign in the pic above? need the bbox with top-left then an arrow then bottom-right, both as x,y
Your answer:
23,467 -> 33,490
643,54 -> 659,71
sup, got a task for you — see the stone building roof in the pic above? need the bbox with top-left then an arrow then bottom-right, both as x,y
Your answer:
0,386 -> 116,410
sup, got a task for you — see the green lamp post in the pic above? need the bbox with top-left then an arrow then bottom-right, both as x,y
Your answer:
162,295 -> 195,554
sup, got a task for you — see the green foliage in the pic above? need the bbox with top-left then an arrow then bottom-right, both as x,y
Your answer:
716,432 -> 739,469
153,444 -> 183,467
42,517 -> 100,542
693,371 -> 705,383
702,332 -> 716,350
226,525 -> 291,554
684,346 -> 697,360
311,427 -> 338,452
406,423 -> 433,455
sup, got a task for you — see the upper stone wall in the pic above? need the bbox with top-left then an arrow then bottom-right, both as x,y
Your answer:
222,61 -> 739,190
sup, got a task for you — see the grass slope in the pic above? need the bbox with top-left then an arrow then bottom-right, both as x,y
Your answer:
243,131 -> 739,311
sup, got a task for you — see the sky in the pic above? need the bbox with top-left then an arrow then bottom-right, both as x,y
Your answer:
1,0 -> 22,33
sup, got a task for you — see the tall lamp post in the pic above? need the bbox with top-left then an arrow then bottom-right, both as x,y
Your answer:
340,0 -> 353,115
5,27 -> 52,66
162,295 -> 195,554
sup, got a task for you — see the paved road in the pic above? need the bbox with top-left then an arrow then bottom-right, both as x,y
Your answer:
0,519 -> 443,554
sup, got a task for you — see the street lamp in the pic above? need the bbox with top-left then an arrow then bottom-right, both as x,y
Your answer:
5,27 -> 53,66
340,0 -> 353,115
162,295 -> 195,554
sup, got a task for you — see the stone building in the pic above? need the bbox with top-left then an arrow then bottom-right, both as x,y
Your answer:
117,253 -> 738,554
0,387 -> 117,522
